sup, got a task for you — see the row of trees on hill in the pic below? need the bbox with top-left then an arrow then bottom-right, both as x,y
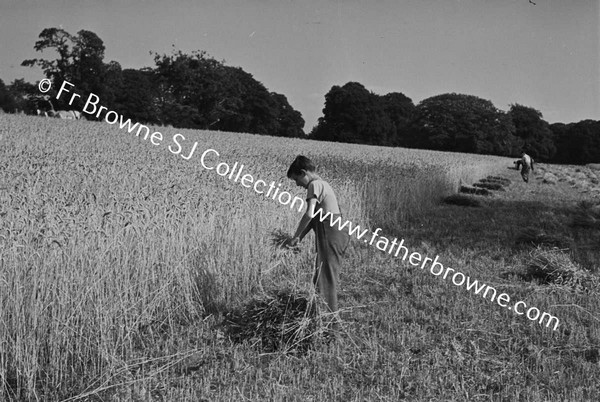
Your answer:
1,28 -> 598,164
309,82 -> 599,164
1,28 -> 305,137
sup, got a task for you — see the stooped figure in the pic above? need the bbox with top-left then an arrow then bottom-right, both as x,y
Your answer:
519,152 -> 535,182
284,156 -> 350,331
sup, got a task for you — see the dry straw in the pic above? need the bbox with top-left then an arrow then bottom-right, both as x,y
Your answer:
221,289 -> 328,354
483,176 -> 512,185
460,185 -> 491,196
527,247 -> 600,294
271,229 -> 301,254
473,182 -> 505,191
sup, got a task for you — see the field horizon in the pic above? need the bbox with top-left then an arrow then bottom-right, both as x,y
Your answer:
1,114 -> 599,401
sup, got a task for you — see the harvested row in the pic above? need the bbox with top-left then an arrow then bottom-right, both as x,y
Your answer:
459,174 -> 512,196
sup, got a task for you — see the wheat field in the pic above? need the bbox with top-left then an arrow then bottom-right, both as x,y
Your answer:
5,113 -> 584,401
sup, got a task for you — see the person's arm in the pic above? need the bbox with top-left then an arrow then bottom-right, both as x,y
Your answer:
287,198 -> 317,246
298,217 -> 313,241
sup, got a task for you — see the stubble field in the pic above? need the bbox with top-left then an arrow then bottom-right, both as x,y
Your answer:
1,113 -> 599,401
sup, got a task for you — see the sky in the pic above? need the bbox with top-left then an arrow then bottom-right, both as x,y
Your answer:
0,0 -> 598,132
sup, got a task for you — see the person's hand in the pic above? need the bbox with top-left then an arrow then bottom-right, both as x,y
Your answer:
284,237 -> 299,248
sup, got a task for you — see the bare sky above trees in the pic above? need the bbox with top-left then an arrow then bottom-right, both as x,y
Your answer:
0,0 -> 597,130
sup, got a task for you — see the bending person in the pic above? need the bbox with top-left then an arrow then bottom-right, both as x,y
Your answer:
520,152 -> 535,183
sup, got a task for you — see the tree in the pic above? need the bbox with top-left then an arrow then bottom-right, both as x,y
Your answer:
549,122 -> 569,162
22,28 -> 117,112
216,67 -> 304,136
552,120 -> 600,164
381,92 -> 415,146
270,92 -> 305,137
70,30 -> 107,97
21,28 -> 74,88
102,61 -> 124,112
7,79 -> 39,114
410,93 -> 517,155
218,66 -> 278,134
153,49 -> 234,129
153,49 -> 305,136
0,79 -> 17,113
570,120 -> 600,164
508,104 -> 556,160
112,68 -> 161,125
311,82 -> 393,145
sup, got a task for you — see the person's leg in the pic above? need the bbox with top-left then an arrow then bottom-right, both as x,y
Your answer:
314,218 -> 349,334
317,252 -> 339,313
521,165 -> 529,182
314,224 -> 338,313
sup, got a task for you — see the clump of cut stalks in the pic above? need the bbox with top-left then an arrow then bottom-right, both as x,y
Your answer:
527,247 -> 600,293
442,194 -> 482,207
485,176 -> 512,185
541,172 -> 558,184
271,229 -> 301,254
222,289 -> 326,353
516,227 -> 570,249
474,182 -> 505,191
460,185 -> 491,196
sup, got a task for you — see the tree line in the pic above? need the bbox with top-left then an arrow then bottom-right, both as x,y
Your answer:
1,27 -> 598,164
0,28 -> 305,138
309,82 -> 599,165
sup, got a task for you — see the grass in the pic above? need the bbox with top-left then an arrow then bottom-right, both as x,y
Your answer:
570,201 -> 600,229
1,114 -> 599,401
515,227 -> 572,249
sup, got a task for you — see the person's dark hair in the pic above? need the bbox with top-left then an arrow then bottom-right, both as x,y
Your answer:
287,155 -> 316,178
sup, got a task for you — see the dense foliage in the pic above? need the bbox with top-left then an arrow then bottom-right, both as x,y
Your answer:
310,82 -> 397,145
551,120 -> 600,165
151,51 -> 304,136
408,93 -> 517,156
310,85 -> 599,164
10,28 -> 304,137
508,104 -> 556,160
0,79 -> 17,113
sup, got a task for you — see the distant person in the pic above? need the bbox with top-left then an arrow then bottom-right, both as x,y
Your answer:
284,155 -> 350,333
519,152 -> 535,182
